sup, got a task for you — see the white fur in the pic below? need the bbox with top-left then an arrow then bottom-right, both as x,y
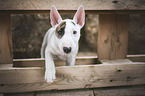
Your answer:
41,5 -> 85,83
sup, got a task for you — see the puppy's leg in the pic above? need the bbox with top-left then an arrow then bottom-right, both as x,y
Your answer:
66,57 -> 76,66
45,47 -> 56,83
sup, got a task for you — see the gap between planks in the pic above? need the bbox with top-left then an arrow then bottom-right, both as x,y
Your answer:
12,55 -> 145,67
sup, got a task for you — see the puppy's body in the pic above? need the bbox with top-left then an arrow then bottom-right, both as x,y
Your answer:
41,6 -> 85,83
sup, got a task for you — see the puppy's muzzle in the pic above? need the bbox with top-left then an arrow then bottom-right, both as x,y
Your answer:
63,47 -> 71,54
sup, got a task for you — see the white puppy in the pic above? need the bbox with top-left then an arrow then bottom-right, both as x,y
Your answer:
41,5 -> 85,83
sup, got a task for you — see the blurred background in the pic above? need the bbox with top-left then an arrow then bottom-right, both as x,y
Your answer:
11,14 -> 145,59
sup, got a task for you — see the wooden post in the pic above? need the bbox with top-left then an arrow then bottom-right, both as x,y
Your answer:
98,14 -> 129,60
0,15 -> 13,64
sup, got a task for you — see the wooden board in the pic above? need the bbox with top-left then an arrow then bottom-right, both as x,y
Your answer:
0,0 -> 145,10
94,85 -> 145,96
13,56 -> 99,67
35,89 -> 94,96
98,14 -> 129,60
0,0 -> 145,14
4,85 -> 145,96
0,59 -> 145,93
0,15 -> 13,64
4,93 -> 34,96
1,10 -> 145,15
127,55 -> 145,62
12,55 -> 145,67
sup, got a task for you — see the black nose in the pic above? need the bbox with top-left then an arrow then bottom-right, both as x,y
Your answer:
63,47 -> 71,54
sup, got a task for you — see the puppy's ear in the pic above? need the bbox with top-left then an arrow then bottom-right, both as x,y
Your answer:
50,5 -> 62,26
73,5 -> 85,28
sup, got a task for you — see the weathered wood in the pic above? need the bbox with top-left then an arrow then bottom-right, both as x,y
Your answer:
0,60 -> 145,93
98,14 -> 129,60
0,0 -> 145,14
12,55 -> 145,67
0,64 -> 13,69
0,0 -> 145,10
4,92 -> 34,96
13,56 -> 99,67
127,55 -> 145,62
1,10 -> 145,15
0,15 -> 13,64
94,85 -> 145,96
36,89 -> 94,96
101,59 -> 133,64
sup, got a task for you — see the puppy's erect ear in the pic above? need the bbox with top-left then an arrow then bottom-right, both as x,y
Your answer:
50,5 -> 62,26
73,5 -> 85,28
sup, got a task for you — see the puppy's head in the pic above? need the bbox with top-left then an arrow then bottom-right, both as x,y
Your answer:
50,5 -> 85,55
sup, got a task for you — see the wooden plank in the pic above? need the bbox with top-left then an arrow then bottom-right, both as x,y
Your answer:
0,64 -> 13,69
101,59 -> 133,64
94,85 -> 145,96
12,55 -> 145,67
36,89 -> 94,96
0,60 -> 145,93
0,0 -> 145,11
4,92 -> 34,96
0,15 -> 13,64
127,55 -> 145,62
13,56 -> 99,67
98,14 -> 129,60
0,10 -> 145,15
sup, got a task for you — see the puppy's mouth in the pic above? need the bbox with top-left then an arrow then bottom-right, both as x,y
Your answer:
62,50 -> 72,56
63,51 -> 72,55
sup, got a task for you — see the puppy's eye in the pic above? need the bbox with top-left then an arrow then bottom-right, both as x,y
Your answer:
73,31 -> 77,34
56,28 -> 65,39
58,30 -> 63,35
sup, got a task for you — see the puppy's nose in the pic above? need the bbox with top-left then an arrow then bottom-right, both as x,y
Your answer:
63,47 -> 71,54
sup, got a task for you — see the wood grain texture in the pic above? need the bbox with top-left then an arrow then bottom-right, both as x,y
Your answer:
0,15 -> 13,64
98,14 -> 129,60
12,55 -> 145,67
0,0 -> 145,10
94,85 -> 145,96
13,57 -> 99,67
36,89 -> 94,96
0,60 -> 145,93
1,10 -> 145,15
4,85 -> 145,96
127,55 -> 145,62
4,92 -> 34,96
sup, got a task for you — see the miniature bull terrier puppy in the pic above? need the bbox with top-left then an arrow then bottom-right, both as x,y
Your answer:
41,5 -> 85,83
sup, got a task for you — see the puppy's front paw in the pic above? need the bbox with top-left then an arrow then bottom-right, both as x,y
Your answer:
45,70 -> 56,83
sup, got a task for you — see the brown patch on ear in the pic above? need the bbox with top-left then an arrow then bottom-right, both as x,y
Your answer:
56,21 -> 66,38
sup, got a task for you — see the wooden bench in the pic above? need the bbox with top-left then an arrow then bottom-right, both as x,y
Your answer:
0,0 -> 145,94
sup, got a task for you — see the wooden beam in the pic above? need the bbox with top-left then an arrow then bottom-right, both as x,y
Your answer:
94,85 -> 145,96
36,89 -> 94,96
127,55 -> 145,62
0,10 -> 145,15
13,55 -> 145,67
13,56 -> 99,67
0,0 -> 145,14
0,15 -> 13,64
4,92 -> 34,96
0,0 -> 145,11
0,60 -> 145,93
98,14 -> 129,60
